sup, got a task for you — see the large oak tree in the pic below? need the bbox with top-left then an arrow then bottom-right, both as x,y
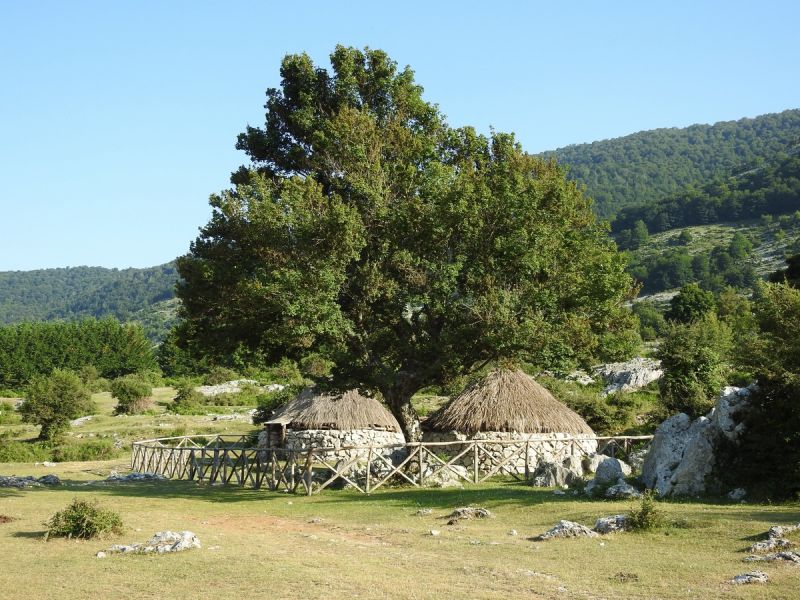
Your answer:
176,46 -> 638,440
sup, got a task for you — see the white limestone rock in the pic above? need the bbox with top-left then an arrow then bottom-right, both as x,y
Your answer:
593,514 -> 629,534
731,571 -> 768,585
641,384 -> 757,497
594,358 -> 663,395
532,520 -> 599,541
604,480 -> 641,499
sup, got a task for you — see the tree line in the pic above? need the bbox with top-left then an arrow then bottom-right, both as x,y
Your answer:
0,318 -> 155,390
544,109 -> 800,218
613,152 -> 800,235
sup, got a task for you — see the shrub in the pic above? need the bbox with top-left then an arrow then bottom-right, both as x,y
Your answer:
168,382 -> 206,415
111,375 -> 153,415
0,401 -> 20,425
627,490 -> 665,531
50,439 -> 121,462
0,434 -> 50,462
19,370 -> 94,441
657,314 -> 732,417
299,354 -> 334,379
203,366 -> 239,386
252,386 -> 297,425
45,498 -> 123,540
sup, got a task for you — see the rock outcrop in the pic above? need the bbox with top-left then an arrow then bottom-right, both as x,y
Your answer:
0,475 -> 61,488
593,514 -> 629,534
196,380 -> 284,397
730,571 -> 769,585
107,531 -> 201,555
584,457 -> 637,498
531,520 -> 599,541
594,358 -> 663,395
641,385 -> 755,497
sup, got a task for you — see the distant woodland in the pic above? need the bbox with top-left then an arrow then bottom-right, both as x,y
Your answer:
544,109 -> 800,218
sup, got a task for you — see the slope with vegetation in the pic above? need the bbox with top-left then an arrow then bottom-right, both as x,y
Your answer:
0,263 -> 179,341
543,109 -> 800,217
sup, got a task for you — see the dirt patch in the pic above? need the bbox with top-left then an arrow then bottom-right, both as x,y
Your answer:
0,515 -> 14,524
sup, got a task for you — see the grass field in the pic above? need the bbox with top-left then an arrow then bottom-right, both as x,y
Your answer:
1,457 -> 798,600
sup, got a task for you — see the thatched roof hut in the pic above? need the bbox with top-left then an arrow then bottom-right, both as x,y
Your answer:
266,388 -> 402,432
425,369 -> 593,435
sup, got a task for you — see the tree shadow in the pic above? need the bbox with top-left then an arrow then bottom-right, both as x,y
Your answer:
11,530 -> 45,539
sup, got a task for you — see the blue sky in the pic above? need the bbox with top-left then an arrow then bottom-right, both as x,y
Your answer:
1,0 -> 798,270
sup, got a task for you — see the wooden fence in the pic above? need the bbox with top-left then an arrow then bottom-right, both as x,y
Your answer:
130,434 -> 652,495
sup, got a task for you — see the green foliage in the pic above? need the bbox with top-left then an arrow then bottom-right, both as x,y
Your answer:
252,386 -> 297,425
168,381 -> 206,415
0,263 -> 178,342
299,354 -> 334,379
19,369 -> 94,441
0,318 -> 156,389
0,433 -> 50,462
557,109 -> 800,220
719,282 -> 800,498
0,401 -> 20,425
627,490 -> 665,531
539,377 -> 651,435
203,366 -> 240,386
657,315 -> 732,417
50,439 -> 121,462
666,283 -> 716,323
177,46 -> 639,439
632,301 -> 667,341
110,375 -> 153,415
45,498 -> 123,540
769,253 -> 800,287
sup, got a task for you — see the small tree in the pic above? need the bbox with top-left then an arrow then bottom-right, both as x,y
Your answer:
111,375 -> 153,415
657,314 -> 732,417
666,283 -> 715,323
19,369 -> 94,441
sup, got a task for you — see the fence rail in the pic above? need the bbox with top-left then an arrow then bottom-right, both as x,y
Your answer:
130,434 -> 653,495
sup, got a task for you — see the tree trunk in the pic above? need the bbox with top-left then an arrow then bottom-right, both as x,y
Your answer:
383,380 -> 422,443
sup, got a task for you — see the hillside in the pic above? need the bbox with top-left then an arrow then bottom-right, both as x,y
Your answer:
0,264 -> 179,341
543,109 -> 800,218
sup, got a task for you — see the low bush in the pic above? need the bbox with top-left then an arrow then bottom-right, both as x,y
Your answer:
252,386 -> 297,425
111,375 -> 153,415
627,491 -> 665,531
203,366 -> 240,386
45,498 -> 123,540
168,382 -> 206,415
0,401 -> 21,425
0,434 -> 50,462
50,439 -> 121,462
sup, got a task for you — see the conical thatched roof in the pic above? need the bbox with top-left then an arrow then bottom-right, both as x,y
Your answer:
425,369 -> 594,435
266,389 -> 402,432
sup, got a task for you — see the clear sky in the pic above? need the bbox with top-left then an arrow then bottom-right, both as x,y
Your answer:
1,0 -> 798,271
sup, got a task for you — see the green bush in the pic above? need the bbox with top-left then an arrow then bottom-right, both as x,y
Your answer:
50,439 -> 121,462
111,375 -> 153,415
657,314 -> 732,417
203,366 -> 240,386
627,490 -> 665,531
168,382 -> 206,415
0,434 -> 50,462
252,386 -> 297,425
20,369 -> 95,441
45,498 -> 123,540
0,401 -> 20,425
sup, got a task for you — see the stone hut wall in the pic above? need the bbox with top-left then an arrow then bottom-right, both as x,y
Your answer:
259,428 -> 406,462
422,430 -> 597,475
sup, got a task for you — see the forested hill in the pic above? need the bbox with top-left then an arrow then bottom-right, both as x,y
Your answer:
543,109 -> 800,218
0,264 -> 179,341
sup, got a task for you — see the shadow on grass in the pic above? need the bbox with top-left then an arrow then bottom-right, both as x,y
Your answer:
11,530 -> 45,539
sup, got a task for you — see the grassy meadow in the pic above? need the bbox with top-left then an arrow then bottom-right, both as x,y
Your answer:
1,387 -> 798,599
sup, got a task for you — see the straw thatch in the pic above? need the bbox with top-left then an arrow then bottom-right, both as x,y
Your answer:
425,369 -> 594,435
266,389 -> 402,432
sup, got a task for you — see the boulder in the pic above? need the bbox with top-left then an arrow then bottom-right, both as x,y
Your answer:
594,358 -> 663,395
604,481 -> 641,499
730,571 -> 768,585
727,488 -> 746,501
593,514 -> 628,534
107,531 -> 201,555
744,551 -> 800,564
446,507 -> 492,524
641,385 -> 756,497
531,462 -> 579,488
594,457 -> 632,484
531,520 -> 599,541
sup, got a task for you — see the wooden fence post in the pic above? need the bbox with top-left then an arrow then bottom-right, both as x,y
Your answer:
418,444 -> 425,487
